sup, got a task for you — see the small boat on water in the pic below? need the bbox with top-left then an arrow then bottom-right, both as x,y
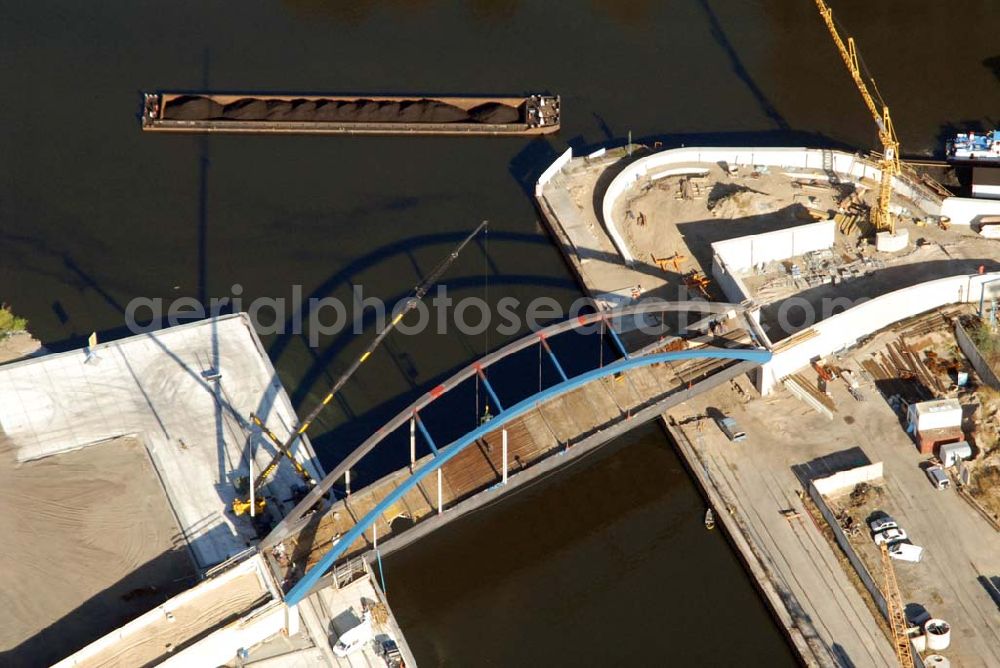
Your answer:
704,508 -> 716,530
947,129 -> 1000,163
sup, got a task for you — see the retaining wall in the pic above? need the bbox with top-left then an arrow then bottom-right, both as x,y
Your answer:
600,147 -> 943,265
710,219 -> 835,306
813,462 -> 884,496
712,253 -> 753,305
941,196 -> 1000,227
808,480 -> 887,620
534,147 -> 573,197
758,272 -> 1000,395
955,320 -> 1000,390
808,472 -> 926,668
713,220 -> 835,273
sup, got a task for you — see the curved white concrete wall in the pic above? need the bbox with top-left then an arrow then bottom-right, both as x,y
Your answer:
759,271 -> 1000,394
601,147 -> 943,267
534,147 -> 573,197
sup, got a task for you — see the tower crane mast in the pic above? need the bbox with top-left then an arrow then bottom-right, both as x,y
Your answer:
814,0 -> 900,235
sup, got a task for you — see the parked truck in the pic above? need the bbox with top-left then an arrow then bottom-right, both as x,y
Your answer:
715,414 -> 747,442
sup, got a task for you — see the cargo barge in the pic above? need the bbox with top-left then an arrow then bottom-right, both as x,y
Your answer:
141,92 -> 560,136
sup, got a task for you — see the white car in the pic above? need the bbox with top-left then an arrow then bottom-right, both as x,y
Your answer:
333,612 -> 374,657
873,527 -> 908,546
869,516 -> 898,533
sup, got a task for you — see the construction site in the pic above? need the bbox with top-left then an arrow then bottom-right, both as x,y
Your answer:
531,5 -> 1000,665
0,315 -> 415,667
6,0 -> 1000,665
540,138 -> 1000,662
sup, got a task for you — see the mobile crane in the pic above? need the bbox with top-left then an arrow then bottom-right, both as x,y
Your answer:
814,0 -> 901,237
232,220 -> 489,517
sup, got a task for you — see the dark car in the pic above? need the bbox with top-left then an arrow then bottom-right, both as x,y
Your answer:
375,637 -> 404,667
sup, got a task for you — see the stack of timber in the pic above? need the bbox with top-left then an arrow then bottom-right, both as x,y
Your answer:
784,374 -> 835,418
862,336 -> 943,404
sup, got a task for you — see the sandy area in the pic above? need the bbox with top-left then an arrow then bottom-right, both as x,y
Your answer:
614,166 -> 843,281
0,331 -> 43,364
0,436 -> 195,665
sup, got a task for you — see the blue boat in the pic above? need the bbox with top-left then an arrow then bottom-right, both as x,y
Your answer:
947,129 -> 1000,163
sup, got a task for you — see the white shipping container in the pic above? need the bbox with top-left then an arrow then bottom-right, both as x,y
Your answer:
908,399 -> 962,432
940,441 -> 973,468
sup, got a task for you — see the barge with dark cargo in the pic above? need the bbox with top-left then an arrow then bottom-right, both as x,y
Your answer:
142,92 -> 560,136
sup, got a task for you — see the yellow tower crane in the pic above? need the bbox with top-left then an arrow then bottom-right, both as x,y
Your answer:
879,542 -> 915,667
814,0 -> 901,236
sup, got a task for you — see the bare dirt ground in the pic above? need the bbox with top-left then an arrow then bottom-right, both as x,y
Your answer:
0,436 -> 196,666
612,162 -> 1000,342
0,331 -> 43,364
614,165 -> 834,291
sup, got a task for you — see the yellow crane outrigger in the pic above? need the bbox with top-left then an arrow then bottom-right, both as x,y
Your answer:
814,0 -> 901,235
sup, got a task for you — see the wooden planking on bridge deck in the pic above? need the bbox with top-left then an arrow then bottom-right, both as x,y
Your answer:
294,501 -> 368,568
291,353 -> 745,573
599,373 -> 639,411
440,440 -> 500,497
435,414 -> 566,503
520,408 -> 562,452
400,474 -> 435,519
379,481 -> 412,525
343,492 -> 378,549
541,385 -> 618,442
487,415 -> 555,470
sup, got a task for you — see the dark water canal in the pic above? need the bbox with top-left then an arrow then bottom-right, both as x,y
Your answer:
3,0 -> 998,664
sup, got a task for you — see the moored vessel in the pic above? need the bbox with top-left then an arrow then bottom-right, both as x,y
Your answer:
141,92 -> 560,136
947,130 -> 1000,163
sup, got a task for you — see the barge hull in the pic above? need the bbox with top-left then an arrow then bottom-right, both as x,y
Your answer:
141,92 -> 560,136
142,120 -> 556,136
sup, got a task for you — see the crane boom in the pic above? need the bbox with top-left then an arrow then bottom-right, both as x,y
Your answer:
814,0 -> 900,235
880,543 -> 915,666
233,221 -> 489,516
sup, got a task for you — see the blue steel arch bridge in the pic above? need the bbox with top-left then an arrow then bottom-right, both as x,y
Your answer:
260,301 -> 771,605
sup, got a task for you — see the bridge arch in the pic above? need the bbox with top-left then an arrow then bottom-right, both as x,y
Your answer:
282,317 -> 769,604
267,300 -> 747,545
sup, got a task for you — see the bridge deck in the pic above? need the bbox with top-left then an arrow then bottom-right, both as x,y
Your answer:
277,347 -> 746,582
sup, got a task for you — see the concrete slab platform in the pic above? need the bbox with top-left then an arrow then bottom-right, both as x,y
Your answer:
0,314 -> 322,570
667,383 -> 899,667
